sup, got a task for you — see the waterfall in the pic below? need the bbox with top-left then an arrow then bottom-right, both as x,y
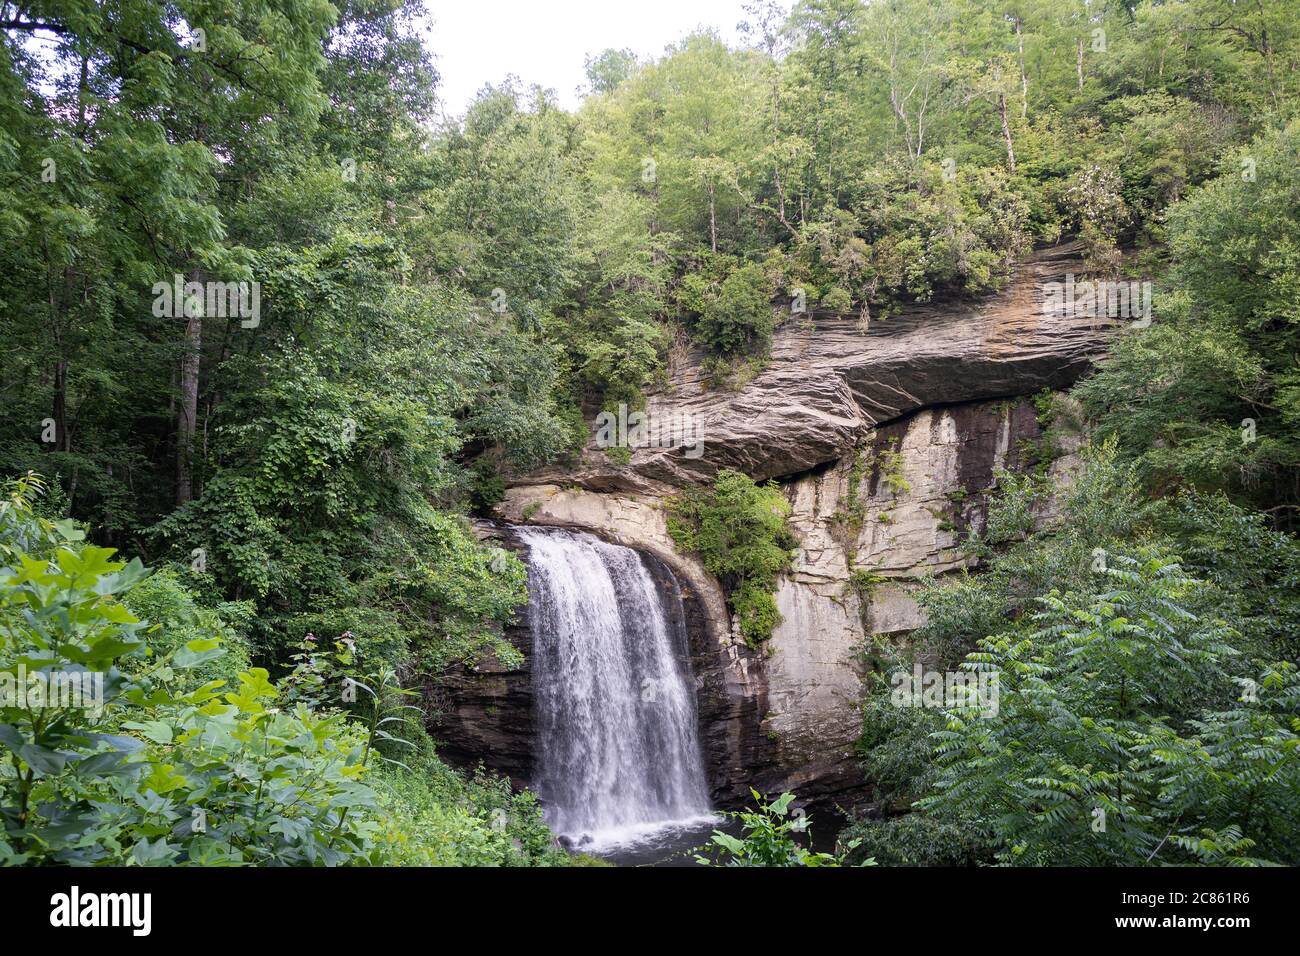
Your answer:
516,526 -> 713,846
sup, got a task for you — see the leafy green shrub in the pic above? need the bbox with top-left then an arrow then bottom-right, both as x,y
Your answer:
874,448 -> 911,496
667,470 -> 795,645
566,187 -> 673,409
789,161 -> 1032,320
0,515 -> 389,864
1157,492 -> 1300,664
847,568 -> 886,598
820,286 -> 852,313
1063,162 -> 1129,272
123,570 -> 252,687
839,815 -> 993,867
856,672 -> 945,809
917,557 -> 1300,866
0,478 -> 563,867
854,443 -> 1300,867
680,260 -> 775,357
467,466 -> 508,512
730,581 -> 782,647
1074,122 -> 1300,517
371,759 -> 568,866
701,353 -> 766,392
695,791 -> 867,867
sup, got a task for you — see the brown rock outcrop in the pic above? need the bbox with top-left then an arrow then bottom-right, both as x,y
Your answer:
435,241 -> 1116,810
520,240 -> 1112,491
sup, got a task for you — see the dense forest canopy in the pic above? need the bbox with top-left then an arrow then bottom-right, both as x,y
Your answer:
1,0 -> 1298,867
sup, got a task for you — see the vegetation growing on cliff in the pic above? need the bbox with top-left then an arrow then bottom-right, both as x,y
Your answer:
848,101 -> 1300,867
1075,121 -> 1300,518
667,470 -> 796,646
850,442 -> 1300,865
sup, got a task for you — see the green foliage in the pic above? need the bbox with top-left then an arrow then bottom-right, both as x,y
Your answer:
919,558 -> 1298,866
1157,493 -> 1300,664
856,669 -> 946,810
371,758 -> 568,866
839,814 -> 993,867
123,570 -> 252,687
144,274 -> 536,666
694,790 -> 867,867
874,448 -> 911,497
854,444 -> 1300,867
831,448 -> 870,553
667,470 -> 795,645
820,286 -> 852,313
1076,122 -> 1300,519
415,83 -> 583,322
0,1 -> 562,688
566,188 -> 673,406
570,0 -> 1292,343
0,479 -> 561,867
0,497 -> 150,863
585,48 -> 639,95
4,0 -> 1300,870
680,260 -> 775,357
5,0 -> 1295,671
847,568 -> 887,598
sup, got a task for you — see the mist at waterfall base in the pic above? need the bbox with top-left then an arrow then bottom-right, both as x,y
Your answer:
517,526 -> 719,863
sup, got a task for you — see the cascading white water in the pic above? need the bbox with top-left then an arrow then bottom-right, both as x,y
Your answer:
516,526 -> 713,847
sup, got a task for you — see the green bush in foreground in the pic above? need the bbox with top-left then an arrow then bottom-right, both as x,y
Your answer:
851,448 -> 1300,867
695,790 -> 869,867
918,558 -> 1300,866
0,476 -> 563,866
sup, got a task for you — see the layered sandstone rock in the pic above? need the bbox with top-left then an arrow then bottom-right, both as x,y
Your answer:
435,240 -> 1113,806
519,240 -> 1112,492
478,397 -> 1067,802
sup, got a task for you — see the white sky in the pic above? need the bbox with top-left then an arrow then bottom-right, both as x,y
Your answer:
421,0 -> 778,118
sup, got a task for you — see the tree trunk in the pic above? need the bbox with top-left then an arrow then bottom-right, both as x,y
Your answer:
1077,38 -> 1084,91
770,77 -> 788,233
176,270 -> 201,505
1255,0 -> 1280,110
52,357 -> 69,451
49,269 -> 72,453
999,92 -> 1016,174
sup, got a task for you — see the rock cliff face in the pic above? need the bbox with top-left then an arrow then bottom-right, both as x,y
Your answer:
520,240 -> 1110,493
434,240 -> 1115,808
